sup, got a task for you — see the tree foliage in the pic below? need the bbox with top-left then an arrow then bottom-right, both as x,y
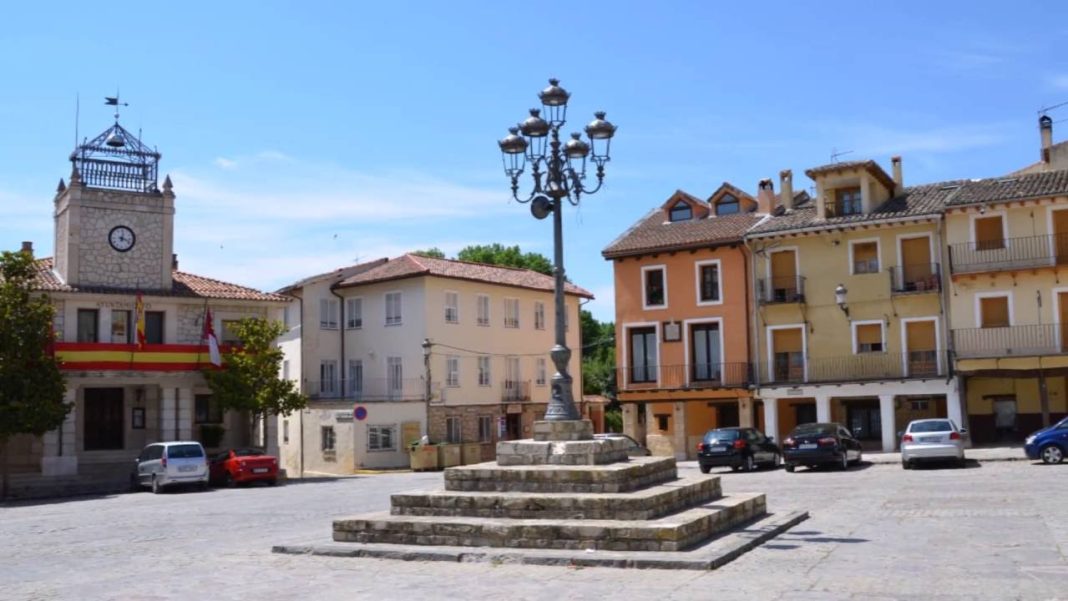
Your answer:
456,244 -> 554,276
412,248 -> 445,259
580,309 -> 615,398
203,318 -> 307,439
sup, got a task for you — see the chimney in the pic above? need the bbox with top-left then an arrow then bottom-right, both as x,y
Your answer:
779,169 -> 794,209
756,178 -> 776,213
891,156 -> 904,195
1041,115 -> 1053,164
172,253 -> 179,271
20,241 -> 33,257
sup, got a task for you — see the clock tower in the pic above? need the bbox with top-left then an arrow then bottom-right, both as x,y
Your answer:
53,107 -> 175,290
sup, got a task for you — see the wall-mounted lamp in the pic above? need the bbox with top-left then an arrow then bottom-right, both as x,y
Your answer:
835,283 -> 850,317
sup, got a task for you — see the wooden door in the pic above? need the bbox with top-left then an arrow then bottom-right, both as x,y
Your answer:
901,237 -> 933,288
1059,292 -> 1068,350
905,321 -> 937,376
1054,210 -> 1068,265
772,328 -> 803,380
84,388 -> 124,451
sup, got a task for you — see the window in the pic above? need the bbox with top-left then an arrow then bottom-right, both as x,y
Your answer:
536,357 -> 547,386
387,357 -> 403,398
445,417 -> 462,443
476,294 -> 490,326
321,426 -> 335,452
716,194 -> 740,215
504,298 -> 520,328
110,310 -> 130,343
643,266 -> 666,308
478,356 -> 491,386
851,241 -> 879,274
77,309 -> 99,343
283,305 -> 291,329
668,201 -> 692,222
368,424 -> 396,451
690,323 -> 722,381
346,298 -> 363,329
283,420 -> 289,444
478,415 -> 493,443
385,292 -> 402,326
979,295 -> 1010,328
445,291 -> 459,324
194,394 -> 222,424
505,356 -> 521,389
348,359 -> 363,397
446,355 -> 460,387
320,360 -> 338,394
221,319 -> 241,345
534,301 -> 546,330
854,322 -> 884,353
319,298 -> 339,329
697,262 -> 720,303
656,414 -> 670,431
144,311 -> 164,344
835,187 -> 862,216
629,326 -> 658,383
974,215 -> 1005,250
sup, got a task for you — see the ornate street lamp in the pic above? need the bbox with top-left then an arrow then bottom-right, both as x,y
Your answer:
498,79 -> 617,422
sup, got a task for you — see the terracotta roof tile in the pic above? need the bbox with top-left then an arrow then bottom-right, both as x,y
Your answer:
602,210 -> 762,258
946,169 -> 1068,206
335,254 -> 593,298
32,258 -> 289,302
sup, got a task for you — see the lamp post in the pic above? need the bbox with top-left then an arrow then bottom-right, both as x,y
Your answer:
835,284 -> 850,317
498,79 -> 617,422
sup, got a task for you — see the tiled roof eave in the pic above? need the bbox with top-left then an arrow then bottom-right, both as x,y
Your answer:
746,212 -> 943,239
947,191 -> 1068,208
335,269 -> 593,299
602,236 -> 747,259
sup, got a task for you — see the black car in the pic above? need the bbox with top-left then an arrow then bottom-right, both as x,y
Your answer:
697,427 -> 781,473
781,422 -> 863,472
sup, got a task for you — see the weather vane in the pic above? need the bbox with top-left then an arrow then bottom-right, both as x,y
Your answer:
105,92 -> 128,122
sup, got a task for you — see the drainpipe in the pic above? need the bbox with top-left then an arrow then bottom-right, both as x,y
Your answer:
297,293 -> 305,478
330,283 -> 346,397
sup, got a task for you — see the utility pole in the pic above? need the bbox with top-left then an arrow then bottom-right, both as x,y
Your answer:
422,338 -> 432,438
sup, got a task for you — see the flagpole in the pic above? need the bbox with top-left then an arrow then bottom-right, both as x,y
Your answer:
197,298 -> 209,368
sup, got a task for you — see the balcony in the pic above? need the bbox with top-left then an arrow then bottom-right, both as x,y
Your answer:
617,362 -> 751,392
758,276 -> 806,305
952,324 -> 1065,359
758,351 -> 947,385
949,233 -> 1068,275
308,377 -> 425,401
501,380 -> 532,402
54,342 -> 234,372
889,264 -> 941,295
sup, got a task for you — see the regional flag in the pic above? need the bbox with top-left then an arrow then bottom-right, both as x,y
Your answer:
202,308 -> 222,367
135,291 -> 146,350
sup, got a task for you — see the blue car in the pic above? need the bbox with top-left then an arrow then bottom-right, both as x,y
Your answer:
1024,416 -> 1068,464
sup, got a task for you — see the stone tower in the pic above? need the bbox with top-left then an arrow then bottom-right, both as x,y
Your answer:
53,111 -> 175,290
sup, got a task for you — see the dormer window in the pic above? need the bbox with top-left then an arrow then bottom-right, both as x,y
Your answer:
835,187 -> 862,216
716,194 -> 740,215
668,201 -> 693,222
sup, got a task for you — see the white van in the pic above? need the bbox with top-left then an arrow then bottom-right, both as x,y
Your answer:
131,441 -> 210,493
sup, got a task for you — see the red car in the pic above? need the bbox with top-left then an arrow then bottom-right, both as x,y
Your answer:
209,448 -> 279,487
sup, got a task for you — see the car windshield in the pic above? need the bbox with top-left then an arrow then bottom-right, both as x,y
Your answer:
909,421 -> 953,433
167,444 -> 204,458
232,448 -> 265,457
704,429 -> 741,442
791,424 -> 835,437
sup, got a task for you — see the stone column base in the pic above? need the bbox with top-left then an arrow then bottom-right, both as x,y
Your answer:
41,456 -> 78,477
532,419 -> 593,441
495,437 -> 629,466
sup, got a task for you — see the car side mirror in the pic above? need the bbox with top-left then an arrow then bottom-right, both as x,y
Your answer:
767,436 -> 775,442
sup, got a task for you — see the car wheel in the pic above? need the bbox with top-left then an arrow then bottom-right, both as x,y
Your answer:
902,459 -> 911,470
784,464 -> 795,473
957,457 -> 967,469
840,453 -> 849,471
852,451 -> 863,466
1040,444 -> 1064,465
699,464 -> 712,474
199,480 -> 209,491
267,479 -> 277,487
151,476 -> 162,494
223,471 -> 235,488
769,453 -> 782,469
744,455 -> 756,472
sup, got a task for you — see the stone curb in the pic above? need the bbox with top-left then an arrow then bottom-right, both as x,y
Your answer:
272,510 -> 808,571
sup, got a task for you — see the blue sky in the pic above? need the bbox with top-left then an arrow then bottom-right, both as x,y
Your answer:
2,1 -> 1067,321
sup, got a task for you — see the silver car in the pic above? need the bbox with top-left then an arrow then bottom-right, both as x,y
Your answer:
131,441 -> 210,493
901,419 -> 966,469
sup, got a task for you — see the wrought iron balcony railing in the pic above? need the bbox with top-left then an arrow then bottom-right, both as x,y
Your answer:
889,263 -> 942,295
952,324 -> 1066,358
758,351 -> 947,385
616,362 -> 751,391
949,232 -> 1068,274
758,276 -> 806,305
308,377 -> 425,401
501,380 -> 531,402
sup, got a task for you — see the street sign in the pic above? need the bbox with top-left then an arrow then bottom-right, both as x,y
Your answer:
354,406 -> 368,421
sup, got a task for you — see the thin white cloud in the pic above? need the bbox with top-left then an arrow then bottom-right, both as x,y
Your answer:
1048,74 -> 1068,91
213,157 -> 237,170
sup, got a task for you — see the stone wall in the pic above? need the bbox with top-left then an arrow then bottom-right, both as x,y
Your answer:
74,188 -> 172,290
176,304 -> 268,344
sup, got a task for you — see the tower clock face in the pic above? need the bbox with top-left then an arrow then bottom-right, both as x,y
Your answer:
108,225 -> 136,252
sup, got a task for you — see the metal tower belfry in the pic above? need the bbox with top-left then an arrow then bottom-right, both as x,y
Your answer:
70,95 -> 161,193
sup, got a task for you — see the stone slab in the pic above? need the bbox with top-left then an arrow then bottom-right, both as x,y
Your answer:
532,420 -> 593,442
391,476 -> 721,520
334,492 -> 766,552
278,510 -> 808,570
444,457 -> 676,493
495,437 -> 629,466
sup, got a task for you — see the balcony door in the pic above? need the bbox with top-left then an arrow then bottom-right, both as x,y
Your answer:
900,236 -> 934,290
770,327 -> 804,382
690,322 -> 722,383
905,320 -> 938,377
628,327 -> 657,384
1060,292 -> 1068,351
770,250 -> 798,301
1055,209 -> 1068,265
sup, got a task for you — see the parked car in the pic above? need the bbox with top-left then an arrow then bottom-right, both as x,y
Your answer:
901,419 -> 966,469
696,427 -> 781,473
1024,416 -> 1068,464
209,448 -> 280,486
593,433 -> 651,457
131,441 -> 209,494
781,422 -> 863,472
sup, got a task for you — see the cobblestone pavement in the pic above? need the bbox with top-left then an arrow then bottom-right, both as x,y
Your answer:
2,460 -> 1067,601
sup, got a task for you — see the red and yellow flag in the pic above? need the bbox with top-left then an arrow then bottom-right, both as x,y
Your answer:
135,291 -> 146,350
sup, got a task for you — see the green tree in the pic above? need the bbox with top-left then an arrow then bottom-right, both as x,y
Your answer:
412,247 -> 445,259
456,244 -> 554,276
580,309 -> 616,398
0,250 -> 69,498
203,318 -> 307,444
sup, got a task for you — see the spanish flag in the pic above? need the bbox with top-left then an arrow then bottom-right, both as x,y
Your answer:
135,291 -> 146,350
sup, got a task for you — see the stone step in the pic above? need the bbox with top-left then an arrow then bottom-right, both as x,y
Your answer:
334,492 -> 766,552
443,456 -> 676,494
391,476 -> 721,521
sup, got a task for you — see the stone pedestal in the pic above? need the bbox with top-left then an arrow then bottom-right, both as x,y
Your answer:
496,419 -> 626,466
